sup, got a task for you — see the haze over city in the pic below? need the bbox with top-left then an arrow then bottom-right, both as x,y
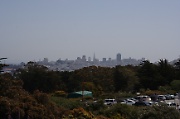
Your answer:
0,0 -> 180,64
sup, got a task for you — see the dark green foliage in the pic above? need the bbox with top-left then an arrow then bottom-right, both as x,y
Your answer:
66,70 -> 83,92
100,104 -> 139,119
170,80 -> 180,91
15,59 -> 180,94
113,66 -> 128,92
139,105 -> 180,119
157,59 -> 175,84
70,66 -> 114,93
51,96 -> 83,110
17,62 -> 67,93
113,65 -> 139,92
85,100 -> 106,113
97,104 -> 180,119
138,60 -> 160,90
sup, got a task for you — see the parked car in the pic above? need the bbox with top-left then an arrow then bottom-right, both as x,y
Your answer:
125,99 -> 136,105
165,94 -> 175,100
104,99 -> 117,105
135,95 -> 151,102
166,102 -> 176,108
157,95 -> 166,101
148,101 -> 159,106
128,98 -> 138,102
133,101 -> 150,106
120,100 -> 127,104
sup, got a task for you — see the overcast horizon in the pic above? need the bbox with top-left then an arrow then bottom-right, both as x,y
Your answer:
1,0 -> 180,64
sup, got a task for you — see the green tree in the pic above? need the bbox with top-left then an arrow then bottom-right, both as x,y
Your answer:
0,73 -> 64,119
17,62 -> 66,93
157,59 -> 175,84
170,80 -> 180,91
113,66 -> 128,92
138,60 -> 160,90
174,59 -> 180,79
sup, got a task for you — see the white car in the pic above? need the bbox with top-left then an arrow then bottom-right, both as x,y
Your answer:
166,102 -> 176,108
135,95 -> 151,102
158,95 -> 166,101
125,99 -> 136,105
120,99 -> 135,105
104,99 -> 117,105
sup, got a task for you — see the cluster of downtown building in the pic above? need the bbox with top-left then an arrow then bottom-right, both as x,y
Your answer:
37,53 -> 145,71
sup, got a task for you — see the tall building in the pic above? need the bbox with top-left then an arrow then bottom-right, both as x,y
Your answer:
93,53 -> 96,62
116,53 -> 121,62
102,58 -> 106,62
88,57 -> 91,62
43,58 -> 48,63
82,55 -> 86,62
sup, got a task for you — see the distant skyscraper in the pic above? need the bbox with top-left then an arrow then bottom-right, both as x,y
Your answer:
77,57 -> 81,60
88,57 -> 91,62
93,53 -> 96,62
43,58 -> 48,63
82,55 -> 86,62
102,58 -> 106,62
116,53 -> 121,62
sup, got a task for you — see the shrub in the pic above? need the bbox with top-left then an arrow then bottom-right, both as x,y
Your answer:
54,90 -> 67,97
85,100 -> 106,113
51,96 -> 83,110
139,105 -> 180,119
100,104 -> 138,119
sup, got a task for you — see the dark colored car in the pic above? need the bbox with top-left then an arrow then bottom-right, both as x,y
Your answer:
133,101 -> 150,106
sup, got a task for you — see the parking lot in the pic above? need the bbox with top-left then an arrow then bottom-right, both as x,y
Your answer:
111,94 -> 180,109
165,96 -> 180,106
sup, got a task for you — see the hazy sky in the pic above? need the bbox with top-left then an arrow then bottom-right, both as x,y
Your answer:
0,0 -> 180,64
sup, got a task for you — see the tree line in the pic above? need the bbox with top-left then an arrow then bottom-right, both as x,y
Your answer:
15,59 -> 180,95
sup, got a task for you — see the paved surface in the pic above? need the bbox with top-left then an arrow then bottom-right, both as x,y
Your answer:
165,96 -> 180,105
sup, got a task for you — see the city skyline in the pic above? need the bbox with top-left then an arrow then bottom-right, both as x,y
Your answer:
1,1 -> 180,64
2,52 -> 179,65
